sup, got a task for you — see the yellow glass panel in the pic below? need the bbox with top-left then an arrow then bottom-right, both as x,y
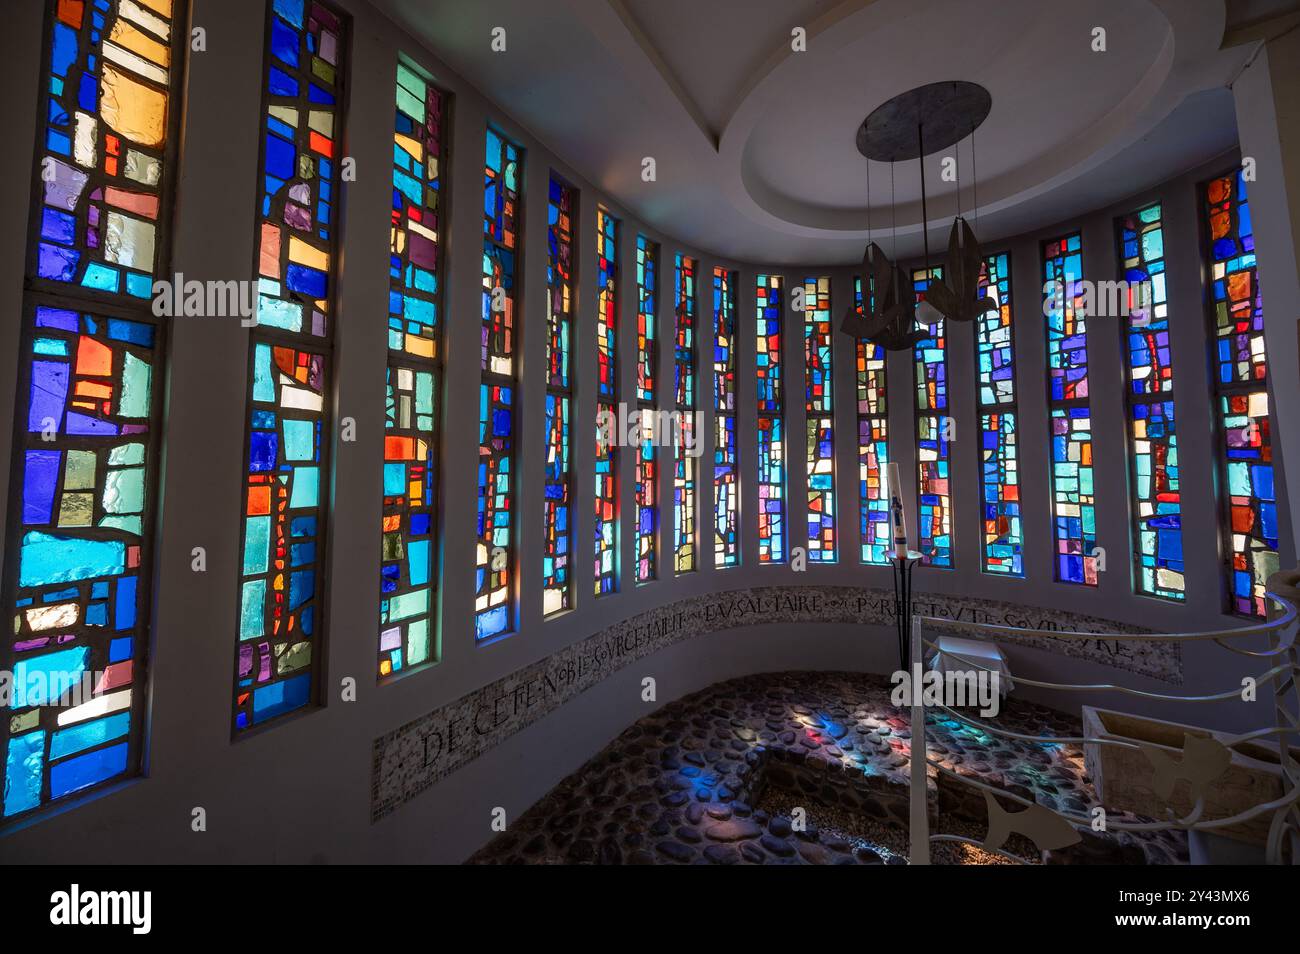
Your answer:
58,493 -> 95,527
109,17 -> 170,67
406,337 -> 434,359
119,0 -> 170,41
269,105 -> 299,127
103,42 -> 168,87
308,111 -> 333,138
134,0 -> 173,15
312,58 -> 336,85
288,236 -> 329,272
100,64 -> 167,147
395,133 -> 423,163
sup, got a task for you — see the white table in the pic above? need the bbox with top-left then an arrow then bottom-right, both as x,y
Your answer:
928,635 -> 1013,696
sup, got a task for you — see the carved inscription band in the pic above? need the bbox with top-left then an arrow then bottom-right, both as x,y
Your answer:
370,585 -> 1178,821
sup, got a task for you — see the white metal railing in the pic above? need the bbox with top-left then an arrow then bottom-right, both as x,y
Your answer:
905,573 -> 1300,866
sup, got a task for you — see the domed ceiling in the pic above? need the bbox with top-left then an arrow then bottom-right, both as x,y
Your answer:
373,0 -> 1260,264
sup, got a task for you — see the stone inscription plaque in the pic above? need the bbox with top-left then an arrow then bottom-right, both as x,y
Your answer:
371,585 -> 1179,821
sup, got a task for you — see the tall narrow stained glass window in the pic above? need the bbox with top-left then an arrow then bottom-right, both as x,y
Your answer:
543,175 -> 574,615
756,274 -> 786,564
378,62 -> 446,678
3,0 -> 186,819
477,127 -> 522,639
913,266 -> 952,567
854,276 -> 890,565
1202,171 -> 1277,617
1042,233 -> 1097,585
712,267 -> 738,567
634,236 -> 658,583
1118,203 -> 1184,600
803,277 -> 836,562
975,253 -> 1022,575
594,208 -> 619,595
235,0 -> 349,731
673,254 -> 698,573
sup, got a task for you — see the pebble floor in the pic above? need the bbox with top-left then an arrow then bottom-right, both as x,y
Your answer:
468,671 -> 1188,865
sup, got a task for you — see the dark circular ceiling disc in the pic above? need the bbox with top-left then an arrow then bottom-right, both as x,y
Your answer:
856,81 -> 992,162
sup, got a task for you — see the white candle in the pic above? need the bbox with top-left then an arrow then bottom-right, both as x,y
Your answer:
888,461 -> 908,548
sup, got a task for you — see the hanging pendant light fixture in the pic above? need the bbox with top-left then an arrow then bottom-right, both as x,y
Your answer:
924,118 -> 998,324
846,81 -> 995,347
841,157 -> 926,351
913,118 -> 944,328
841,158 -> 897,336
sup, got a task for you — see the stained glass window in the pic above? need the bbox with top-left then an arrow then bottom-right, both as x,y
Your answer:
1202,171 -> 1277,617
388,64 -> 445,360
234,0 -> 348,731
1042,233 -> 1097,585
712,268 -> 739,567
378,63 -> 446,680
756,274 -> 786,564
31,0 -> 179,300
477,127 -> 522,639
634,236 -> 658,583
674,254 -> 697,574
1118,203 -> 1183,600
913,267 -> 951,567
803,277 -> 836,562
4,0 -> 187,819
594,208 -> 619,595
853,276 -> 890,565
5,305 -> 163,815
975,253 -> 1022,576
543,175 -> 574,615
636,240 -> 657,404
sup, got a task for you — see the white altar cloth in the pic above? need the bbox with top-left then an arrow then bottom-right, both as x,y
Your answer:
928,635 -> 1013,696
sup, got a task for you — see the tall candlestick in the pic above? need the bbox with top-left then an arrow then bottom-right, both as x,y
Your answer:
888,461 -> 908,549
